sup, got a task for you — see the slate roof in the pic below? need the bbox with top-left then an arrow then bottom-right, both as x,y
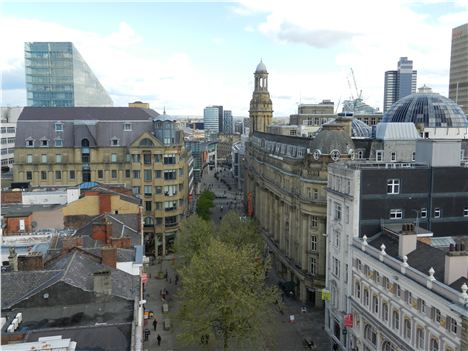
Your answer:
2,249 -> 139,309
15,107 -> 157,148
24,323 -> 132,351
18,107 -> 158,121
449,276 -> 468,292
253,131 -> 310,146
82,247 -> 136,262
368,231 -> 446,281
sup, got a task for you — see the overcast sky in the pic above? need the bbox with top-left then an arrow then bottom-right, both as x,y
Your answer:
1,0 -> 467,116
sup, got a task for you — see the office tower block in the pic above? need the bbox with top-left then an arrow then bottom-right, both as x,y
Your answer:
203,106 -> 219,135
25,42 -> 113,107
223,110 -> 233,134
449,23 -> 468,114
383,57 -> 417,112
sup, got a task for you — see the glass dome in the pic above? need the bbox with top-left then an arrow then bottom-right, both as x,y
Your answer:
351,118 -> 372,138
382,91 -> 468,128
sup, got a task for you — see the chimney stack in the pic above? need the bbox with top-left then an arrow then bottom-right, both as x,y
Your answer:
99,193 -> 112,214
91,217 -> 113,243
8,247 -> 18,272
18,252 -> 44,271
93,270 -> 112,295
444,240 -> 468,285
101,246 -> 117,268
398,223 -> 417,258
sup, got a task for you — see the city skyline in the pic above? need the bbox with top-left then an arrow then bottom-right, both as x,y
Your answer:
1,1 -> 467,116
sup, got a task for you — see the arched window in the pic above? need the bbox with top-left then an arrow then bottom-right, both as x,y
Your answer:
404,318 -> 411,340
382,302 -> 389,322
363,288 -> 369,306
416,327 -> 424,349
364,324 -> 377,346
81,138 -> 90,147
372,295 -> 379,313
144,217 -> 154,227
355,282 -> 361,298
382,341 -> 397,351
139,138 -> 154,147
430,337 -> 439,351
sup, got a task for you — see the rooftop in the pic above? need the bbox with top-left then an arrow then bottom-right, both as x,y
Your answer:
18,107 -> 158,121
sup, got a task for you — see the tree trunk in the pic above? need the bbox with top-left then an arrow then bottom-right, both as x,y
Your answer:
223,331 -> 229,350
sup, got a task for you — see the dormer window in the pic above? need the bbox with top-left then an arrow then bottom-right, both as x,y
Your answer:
26,138 -> 34,147
40,138 -> 48,147
55,122 -> 64,132
124,123 -> 132,131
55,138 -> 63,147
111,137 -> 120,146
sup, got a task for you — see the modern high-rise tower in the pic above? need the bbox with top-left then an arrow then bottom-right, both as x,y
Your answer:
249,60 -> 273,135
449,23 -> 468,114
24,42 -> 113,107
383,57 -> 417,112
203,106 -> 219,135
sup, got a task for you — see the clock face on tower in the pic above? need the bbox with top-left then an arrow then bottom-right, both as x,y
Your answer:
330,149 -> 341,161
313,149 -> 321,160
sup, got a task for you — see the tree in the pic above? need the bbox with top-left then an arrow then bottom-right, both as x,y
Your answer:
176,239 -> 280,350
216,210 -> 263,251
174,214 -> 213,266
196,190 -> 215,220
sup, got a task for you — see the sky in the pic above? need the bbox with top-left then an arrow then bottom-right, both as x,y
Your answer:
1,0 -> 467,117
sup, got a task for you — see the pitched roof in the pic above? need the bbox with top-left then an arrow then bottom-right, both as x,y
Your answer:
2,249 -> 139,309
18,107 -> 158,121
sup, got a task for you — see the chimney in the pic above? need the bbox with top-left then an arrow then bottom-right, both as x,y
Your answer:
93,270 -> 112,295
99,193 -> 112,214
8,247 -> 18,272
61,237 -> 83,254
18,252 -> 44,271
398,223 -> 417,258
444,240 -> 468,285
110,236 -> 132,249
101,246 -> 117,268
91,218 -> 113,244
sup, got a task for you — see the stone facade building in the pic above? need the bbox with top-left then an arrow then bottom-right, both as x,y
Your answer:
13,107 -> 192,256
249,60 -> 273,135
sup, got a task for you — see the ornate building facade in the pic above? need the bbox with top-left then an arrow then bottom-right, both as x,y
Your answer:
13,107 -> 193,256
249,60 -> 273,135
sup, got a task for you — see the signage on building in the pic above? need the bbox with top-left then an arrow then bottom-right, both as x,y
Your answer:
344,314 -> 353,327
321,289 -> 330,301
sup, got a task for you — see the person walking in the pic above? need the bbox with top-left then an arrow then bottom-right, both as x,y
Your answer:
153,319 -> 157,331
157,334 -> 162,346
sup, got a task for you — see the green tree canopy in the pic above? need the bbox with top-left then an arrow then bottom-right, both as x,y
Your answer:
176,239 -> 279,350
196,190 -> 215,220
216,210 -> 263,251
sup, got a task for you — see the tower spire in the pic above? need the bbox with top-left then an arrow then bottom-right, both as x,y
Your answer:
249,60 -> 273,136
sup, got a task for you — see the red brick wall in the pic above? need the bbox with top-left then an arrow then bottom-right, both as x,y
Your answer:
101,246 -> 117,268
99,194 -> 112,214
5,215 -> 32,235
18,254 -> 44,271
1,191 -> 22,204
110,237 -> 132,249
91,223 -> 107,242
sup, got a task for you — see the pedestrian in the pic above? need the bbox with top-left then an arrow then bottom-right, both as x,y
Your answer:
144,328 -> 150,341
157,334 -> 162,346
153,319 -> 157,331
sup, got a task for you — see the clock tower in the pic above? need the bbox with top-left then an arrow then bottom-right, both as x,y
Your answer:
249,60 -> 273,135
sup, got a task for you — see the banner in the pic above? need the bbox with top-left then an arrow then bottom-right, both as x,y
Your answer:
344,314 -> 353,327
321,289 -> 330,301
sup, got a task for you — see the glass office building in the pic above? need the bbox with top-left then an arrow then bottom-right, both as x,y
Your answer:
203,106 -> 219,135
383,57 -> 417,112
25,42 -> 113,107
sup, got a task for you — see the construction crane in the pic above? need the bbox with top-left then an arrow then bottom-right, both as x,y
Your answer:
350,68 -> 362,99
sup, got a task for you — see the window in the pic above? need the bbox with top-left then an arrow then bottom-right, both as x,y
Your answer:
55,123 -> 63,132
155,186 -> 162,194
179,168 -> 184,176
164,185 -> 177,196
144,169 -> 152,181
111,153 -> 117,162
164,154 -> 177,165
41,171 -> 47,180
40,139 -> 48,147
355,282 -> 361,298
416,328 -> 424,349
154,154 -> 162,162
156,217 -> 163,225
382,302 -> 389,321
164,170 -> 177,180
333,230 -> 340,248
310,216 -> 318,228
143,153 -> 152,164
145,201 -> 152,211
55,139 -> 63,147
139,138 -> 154,147
7,127 -> 15,133
446,316 -> 457,334
372,295 -> 379,313
26,171 -> 32,180
417,298 -> 426,313
144,185 -> 152,196
357,150 -> 364,159
404,318 -> 411,340
111,138 -> 119,146
430,338 -> 439,351
97,170 -> 104,179
26,139 -> 34,147
132,154 -> 140,163
387,179 -> 400,194
55,170 -> 62,180
310,235 -> 317,251
404,290 -> 412,304
55,154 -> 62,163
390,209 -> 403,219
133,170 -> 140,179
376,150 -> 384,161
27,154 -> 33,163
124,123 -> 132,131
391,152 -> 397,161
364,324 -> 377,346
125,169 -> 131,178
334,202 -> 342,221
382,276 -> 390,289
356,258 -> 362,271
144,217 -> 154,227
164,201 -> 177,211
179,183 -> 184,192
434,208 -> 441,218
310,257 -> 316,275
155,170 -> 162,178
363,288 -> 369,306
132,186 -> 140,195
332,257 -> 340,278
421,208 -> 427,218
382,341 -> 397,351
41,154 -> 48,163
111,170 -> 117,179
155,202 -> 163,210
345,205 -> 350,224
392,310 -> 399,330
395,283 -> 402,298
69,170 -> 75,179
412,152 -> 416,161
464,207 -> 468,217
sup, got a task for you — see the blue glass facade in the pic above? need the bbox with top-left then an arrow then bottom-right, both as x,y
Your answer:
25,42 -> 113,107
